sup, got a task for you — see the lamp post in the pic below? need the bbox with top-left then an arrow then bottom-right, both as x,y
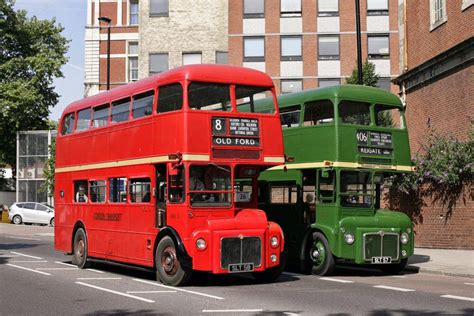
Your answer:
98,16 -> 111,90
355,0 -> 363,85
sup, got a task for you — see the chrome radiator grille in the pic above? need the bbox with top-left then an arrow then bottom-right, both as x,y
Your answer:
220,236 -> 261,269
363,232 -> 399,261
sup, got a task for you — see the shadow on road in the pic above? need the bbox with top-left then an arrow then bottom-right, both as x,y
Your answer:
361,308 -> 474,316
0,243 -> 41,265
84,310 -> 171,316
408,254 -> 431,264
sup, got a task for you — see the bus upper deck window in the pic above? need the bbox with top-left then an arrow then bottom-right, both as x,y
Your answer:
61,113 -> 75,135
157,83 -> 183,113
235,86 -> 275,114
280,105 -> 301,128
188,82 -> 231,111
92,104 -> 109,128
339,101 -> 370,125
303,100 -> 334,126
132,91 -> 154,119
76,108 -> 91,131
111,98 -> 131,123
374,104 -> 402,129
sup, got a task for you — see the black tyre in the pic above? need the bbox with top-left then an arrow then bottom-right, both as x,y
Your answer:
253,252 -> 286,283
73,228 -> 90,269
50,218 -> 55,227
308,232 -> 335,276
12,215 -> 22,225
156,236 -> 192,286
379,258 -> 408,275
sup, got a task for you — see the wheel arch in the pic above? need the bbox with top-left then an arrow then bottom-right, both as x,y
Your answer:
154,227 -> 192,271
299,225 -> 336,262
71,221 -> 86,254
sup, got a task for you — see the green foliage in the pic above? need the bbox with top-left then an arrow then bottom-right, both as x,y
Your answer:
0,0 -> 68,168
346,60 -> 380,87
387,127 -> 473,221
40,138 -> 55,197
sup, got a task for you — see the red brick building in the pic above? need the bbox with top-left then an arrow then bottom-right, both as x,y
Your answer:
394,0 -> 473,249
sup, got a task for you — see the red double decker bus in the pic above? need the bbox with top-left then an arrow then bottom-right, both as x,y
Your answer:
54,65 -> 286,285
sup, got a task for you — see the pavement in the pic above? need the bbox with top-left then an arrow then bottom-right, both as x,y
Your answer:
406,247 -> 474,278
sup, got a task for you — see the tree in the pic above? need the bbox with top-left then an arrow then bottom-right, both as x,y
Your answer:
0,0 -> 68,172
346,60 -> 380,87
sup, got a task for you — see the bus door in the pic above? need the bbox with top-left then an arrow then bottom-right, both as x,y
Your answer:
155,165 -> 167,228
315,169 -> 337,227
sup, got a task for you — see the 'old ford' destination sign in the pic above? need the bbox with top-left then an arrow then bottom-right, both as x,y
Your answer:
212,117 -> 260,147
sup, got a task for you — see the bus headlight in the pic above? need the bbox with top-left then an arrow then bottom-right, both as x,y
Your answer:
344,233 -> 355,245
196,238 -> 207,250
270,254 -> 278,263
400,233 -> 409,245
270,236 -> 279,248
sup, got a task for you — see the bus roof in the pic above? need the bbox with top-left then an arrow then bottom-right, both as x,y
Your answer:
277,85 -> 403,109
62,64 -> 274,117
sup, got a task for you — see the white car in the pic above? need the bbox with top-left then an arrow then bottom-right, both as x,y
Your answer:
9,202 -> 54,226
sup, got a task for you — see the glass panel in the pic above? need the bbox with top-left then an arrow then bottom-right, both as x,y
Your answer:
281,80 -> 302,94
92,104 -> 109,128
168,167 -> 184,203
244,37 -> 264,60
318,170 -> 335,204
129,57 -> 138,82
368,36 -> 389,56
35,203 -> 48,211
109,177 -> 127,203
303,100 -> 334,126
216,51 -> 228,64
319,0 -> 338,14
188,82 -> 230,111
130,0 -> 139,24
376,77 -> 391,91
319,79 -> 340,88
270,185 -> 298,204
132,90 -> 154,118
76,108 -> 91,131
319,36 -> 339,59
190,164 -> 231,207
340,171 -> 374,208
149,53 -> 168,74
182,53 -> 202,65
280,105 -> 301,128
281,36 -> 302,60
111,98 -> 130,123
130,178 -> 151,203
339,100 -> 371,125
157,83 -> 183,113
244,0 -> 264,15
90,180 -> 106,203
234,178 -> 253,203
374,104 -> 402,129
235,85 -> 275,113
129,42 -> 138,55
61,113 -> 75,135
367,0 -> 388,10
74,180 -> 89,203
281,0 -> 301,14
150,0 -> 169,16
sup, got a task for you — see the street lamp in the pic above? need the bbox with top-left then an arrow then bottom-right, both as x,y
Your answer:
98,16 -> 112,90
355,0 -> 363,85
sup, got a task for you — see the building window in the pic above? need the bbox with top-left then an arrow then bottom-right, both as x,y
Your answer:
129,0 -> 139,25
319,78 -> 340,88
430,0 -> 447,30
149,53 -> 168,75
150,0 -> 169,17
182,52 -> 202,65
318,0 -> 339,16
376,77 -> 391,91
244,0 -> 264,18
128,42 -> 138,82
281,79 -> 303,94
216,51 -> 228,64
368,35 -> 389,59
281,36 -> 302,61
318,36 -> 339,60
462,0 -> 474,11
244,37 -> 265,62
281,0 -> 301,17
367,0 -> 388,15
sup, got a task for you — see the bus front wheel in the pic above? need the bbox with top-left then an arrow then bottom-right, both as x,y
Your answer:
309,232 -> 335,276
73,228 -> 90,269
155,236 -> 192,286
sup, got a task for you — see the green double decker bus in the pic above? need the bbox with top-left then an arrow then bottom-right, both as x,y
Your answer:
258,85 -> 414,275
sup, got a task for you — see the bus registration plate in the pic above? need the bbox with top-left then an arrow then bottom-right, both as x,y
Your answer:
228,263 -> 254,273
371,257 -> 392,264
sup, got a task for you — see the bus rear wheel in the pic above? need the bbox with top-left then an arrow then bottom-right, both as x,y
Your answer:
309,232 -> 335,276
156,236 -> 192,286
73,228 -> 90,269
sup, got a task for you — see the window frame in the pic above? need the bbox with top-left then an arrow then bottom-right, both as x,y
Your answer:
280,79 -> 303,94
129,0 -> 139,25
111,97 -> 131,124
280,0 -> 302,17
269,183 -> 299,204
367,34 -> 390,59
280,36 -> 302,61
132,90 -> 155,119
318,0 -> 339,17
216,51 -> 228,64
149,52 -> 169,75
318,35 -> 340,60
430,0 -> 448,31
367,0 -> 389,16
109,177 -> 128,203
243,37 -> 265,62
318,78 -> 340,88
157,83 -> 183,114
76,108 -> 92,132
303,99 -> 335,126
149,0 -> 169,17
182,52 -> 202,66
243,0 -> 265,18
61,113 -> 75,136
92,103 -> 110,128
129,177 -> 152,203
89,180 -> 107,203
